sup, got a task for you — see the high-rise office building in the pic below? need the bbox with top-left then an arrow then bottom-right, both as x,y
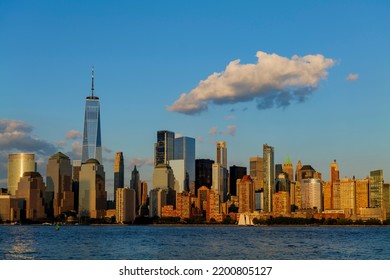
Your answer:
216,141 -> 227,168
282,155 -> 294,182
237,175 -> 254,213
149,188 -> 167,217
328,160 -> 340,209
356,178 -> 369,215
46,152 -> 74,218
369,170 -> 384,208
195,159 -> 214,192
249,156 -> 264,191
295,160 -> 302,181
16,172 -> 46,220
7,153 -> 36,196
79,159 -> 107,219
82,66 -> 102,164
300,178 -> 322,212
212,163 -> 228,203
171,136 -> 195,193
263,144 -> 274,213
229,165 -> 247,196
130,166 -> 141,209
330,160 -> 340,183
114,152 -> 124,204
339,177 -> 356,214
116,187 -> 136,223
154,130 -> 175,166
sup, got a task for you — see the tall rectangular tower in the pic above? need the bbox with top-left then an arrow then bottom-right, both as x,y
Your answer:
46,152 -> 74,218
154,130 -> 175,166
171,136 -> 195,193
369,170 -> 384,208
82,66 -> 102,164
263,144 -> 274,213
114,152 -> 124,204
216,141 -> 227,168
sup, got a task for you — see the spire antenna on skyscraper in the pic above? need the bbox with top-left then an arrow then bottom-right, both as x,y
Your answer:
91,65 -> 95,98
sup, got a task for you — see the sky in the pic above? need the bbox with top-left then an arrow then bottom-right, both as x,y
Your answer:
1,0 -> 390,198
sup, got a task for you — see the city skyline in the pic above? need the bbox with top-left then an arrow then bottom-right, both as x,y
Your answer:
1,1 -> 390,193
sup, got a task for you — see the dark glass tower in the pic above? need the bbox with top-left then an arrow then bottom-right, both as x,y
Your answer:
82,66 -> 102,164
154,130 -> 174,166
114,152 -> 124,204
229,165 -> 247,196
195,159 -> 214,194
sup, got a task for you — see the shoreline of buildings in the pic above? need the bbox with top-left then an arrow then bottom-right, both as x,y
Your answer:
1,68 -> 389,226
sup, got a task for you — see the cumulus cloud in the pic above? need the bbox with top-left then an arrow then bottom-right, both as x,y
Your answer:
196,136 -> 204,143
0,119 -> 56,155
70,141 -> 82,158
128,157 -> 154,168
208,127 -> 218,135
225,115 -> 236,120
167,51 -> 334,114
66,129 -> 82,140
347,73 -> 359,81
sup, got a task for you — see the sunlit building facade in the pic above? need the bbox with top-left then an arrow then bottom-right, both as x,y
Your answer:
300,178 -> 322,212
7,153 -> 36,196
116,187 -> 136,223
369,170 -> 384,208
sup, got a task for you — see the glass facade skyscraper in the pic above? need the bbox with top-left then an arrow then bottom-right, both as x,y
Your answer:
114,152 -> 124,204
154,130 -> 174,166
7,153 -> 36,196
263,144 -> 274,213
82,66 -> 102,164
171,136 -> 195,193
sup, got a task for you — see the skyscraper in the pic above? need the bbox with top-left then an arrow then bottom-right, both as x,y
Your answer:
282,155 -> 294,182
229,165 -> 247,196
171,136 -> 195,193
369,170 -> 384,208
195,159 -> 214,192
82,66 -> 102,164
130,165 -> 141,209
16,172 -> 46,220
7,153 -> 36,196
79,159 -> 107,219
114,152 -> 124,204
46,152 -> 74,218
216,141 -> 227,168
154,130 -> 174,166
263,144 -> 274,213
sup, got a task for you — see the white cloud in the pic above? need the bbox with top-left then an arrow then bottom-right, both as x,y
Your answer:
347,73 -> 359,81
167,51 -> 334,114
208,127 -> 218,135
66,129 -> 82,140
103,145 -> 113,154
71,141 -> 82,158
196,136 -> 204,143
128,157 -> 154,168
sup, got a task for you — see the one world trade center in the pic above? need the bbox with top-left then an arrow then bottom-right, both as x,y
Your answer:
82,66 -> 102,164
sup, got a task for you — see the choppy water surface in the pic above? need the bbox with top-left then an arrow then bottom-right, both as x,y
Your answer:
1,225 -> 389,260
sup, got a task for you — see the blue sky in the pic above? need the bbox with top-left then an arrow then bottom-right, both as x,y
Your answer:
1,0 -> 389,197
